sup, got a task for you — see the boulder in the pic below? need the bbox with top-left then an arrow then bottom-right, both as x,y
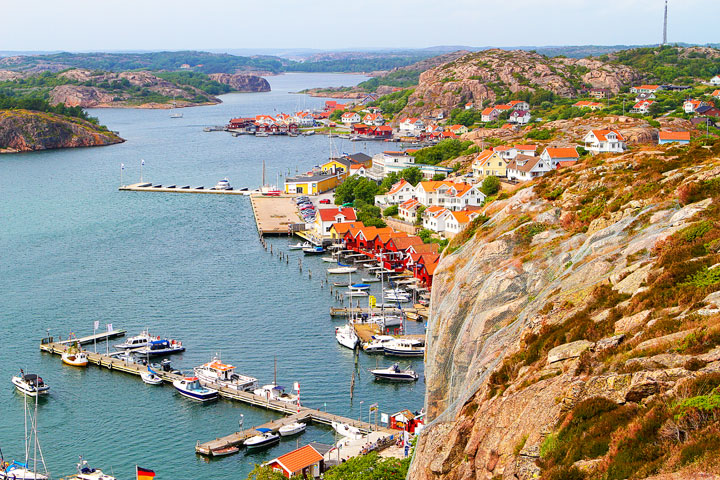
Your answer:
614,309 -> 652,334
596,334 -> 625,351
614,263 -> 654,295
547,340 -> 594,364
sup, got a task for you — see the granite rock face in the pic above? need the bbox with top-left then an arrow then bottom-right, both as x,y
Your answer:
208,73 -> 271,92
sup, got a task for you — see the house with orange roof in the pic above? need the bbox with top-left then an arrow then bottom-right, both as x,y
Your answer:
330,221 -> 364,240
399,198 -> 422,223
399,117 -> 425,136
422,205 -> 452,233
407,243 -> 439,257
414,253 -> 440,288
375,178 -> 416,207
507,100 -> 530,111
583,129 -> 626,154
472,150 -> 506,179
684,99 -> 713,114
712,90 -> 720,98
445,209 -> 482,236
658,130 -> 691,145
441,131 -> 458,139
265,444 -> 324,478
448,124 -> 469,135
348,164 -> 367,177
481,107 -> 499,123
255,114 -> 276,125
631,100 -> 655,114
515,145 -> 537,157
340,112 -> 361,125
494,104 -> 512,111
573,101 -> 604,111
315,207 -> 357,237
414,181 -> 485,211
540,147 -> 580,167
385,236 -> 424,256
465,101 -> 474,110
370,231 -> 407,252
709,75 -> 720,86
506,154 -> 554,182
362,113 -> 385,126
630,85 -> 663,94
356,226 -> 393,249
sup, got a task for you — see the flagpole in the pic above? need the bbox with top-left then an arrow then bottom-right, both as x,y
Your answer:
140,159 -> 144,183
120,163 -> 124,187
93,322 -> 97,354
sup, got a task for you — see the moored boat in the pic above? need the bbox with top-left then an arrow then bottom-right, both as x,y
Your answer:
331,421 -> 364,440
383,339 -> 425,357
135,339 -> 185,356
62,343 -> 88,367
211,446 -> 239,457
344,290 -> 368,297
335,324 -> 359,350
11,372 -> 50,397
66,457 -> 116,480
243,429 -> 280,451
253,384 -> 299,404
302,245 -> 325,255
172,377 -> 218,402
278,422 -> 306,437
328,266 -> 357,274
1,461 -> 48,480
361,277 -> 380,283
289,241 -> 311,250
370,363 -> 419,382
194,357 -> 258,392
350,283 -> 371,291
361,335 -> 396,354
322,257 -> 337,263
141,369 -> 163,385
214,178 -> 232,190
114,330 -> 153,350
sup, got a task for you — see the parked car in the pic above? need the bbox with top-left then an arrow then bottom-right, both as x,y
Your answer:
319,199 -> 331,204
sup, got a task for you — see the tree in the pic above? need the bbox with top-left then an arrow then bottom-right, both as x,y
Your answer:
379,172 -> 399,192
246,465 -> 291,480
481,176 -> 500,195
324,452 -> 409,480
334,177 -> 379,205
432,173 -> 447,181
383,205 -> 399,217
400,167 -> 423,186
417,228 -> 433,242
415,205 -> 426,226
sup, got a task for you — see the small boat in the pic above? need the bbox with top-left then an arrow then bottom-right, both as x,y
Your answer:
289,241 -> 311,250
361,277 -> 380,283
385,292 -> 411,302
278,422 -> 306,437
11,372 -> 50,396
288,133 -> 298,137
243,429 -> 280,451
302,246 -> 325,255
152,358 -> 182,375
333,281 -> 350,287
170,112 -> 183,118
253,384 -> 299,404
166,185 -> 176,189
331,421 -> 364,440
350,283 -> 370,291
66,457 -> 116,480
62,343 -> 88,367
194,357 -> 258,392
344,290 -> 368,297
339,134 -> 351,139
255,132 -> 269,137
214,178 -> 232,190
383,339 -> 425,357
141,369 -> 163,385
335,324 -> 359,350
328,266 -> 357,274
322,257 -> 337,263
211,446 -> 239,457
362,335 -> 396,354
115,330 -> 153,350
134,339 -> 185,357
1,461 -> 48,480
172,377 -> 218,402
303,130 -> 316,136
371,363 -> 419,382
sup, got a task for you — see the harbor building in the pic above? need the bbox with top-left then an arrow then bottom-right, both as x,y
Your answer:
284,171 -> 345,195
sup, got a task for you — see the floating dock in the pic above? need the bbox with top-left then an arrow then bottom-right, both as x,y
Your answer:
250,194 -> 303,235
352,323 -> 426,344
39,337 -> 397,457
57,329 -> 126,345
330,307 -> 420,317
119,183 -> 256,195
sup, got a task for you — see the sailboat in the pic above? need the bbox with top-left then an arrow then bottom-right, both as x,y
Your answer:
1,391 -> 49,479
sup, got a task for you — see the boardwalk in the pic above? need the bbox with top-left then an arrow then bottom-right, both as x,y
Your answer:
119,183 -> 255,195
249,195 -> 301,235
39,338 -> 398,458
58,329 -> 126,345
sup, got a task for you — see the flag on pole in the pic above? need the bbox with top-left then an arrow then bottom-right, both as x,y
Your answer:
293,382 -> 300,392
121,163 -> 125,170
93,321 -> 99,331
369,403 -> 379,412
136,466 -> 155,480
107,323 -> 113,332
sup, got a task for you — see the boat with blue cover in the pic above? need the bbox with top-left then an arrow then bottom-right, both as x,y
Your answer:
134,339 -> 185,356
172,377 -> 218,402
243,428 -> 280,451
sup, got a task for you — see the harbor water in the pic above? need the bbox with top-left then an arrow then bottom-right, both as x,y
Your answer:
0,73 -> 425,479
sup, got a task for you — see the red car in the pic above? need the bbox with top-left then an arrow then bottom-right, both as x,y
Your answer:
319,199 -> 331,204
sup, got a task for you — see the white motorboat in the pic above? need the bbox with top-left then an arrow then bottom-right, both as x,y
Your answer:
11,372 -> 50,396
385,292 -> 411,302
115,330 -> 153,350
172,377 -> 218,402
141,369 -> 163,385
371,363 -> 419,382
278,422 -> 306,437
66,457 -> 116,480
253,384 -> 299,404
362,335 -> 396,354
322,257 -> 337,263
383,339 -> 425,357
328,266 -> 357,274
1,462 -> 49,480
214,178 -> 232,190
344,290 -> 368,297
243,429 -> 280,450
255,132 -> 270,137
331,421 -> 364,440
134,339 -> 185,356
170,112 -> 183,118
194,357 -> 258,392
289,241 -> 311,250
376,315 -> 403,328
335,324 -> 359,350
361,277 -> 380,283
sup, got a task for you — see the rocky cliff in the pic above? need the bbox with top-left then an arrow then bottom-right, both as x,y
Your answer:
410,140 -> 720,479
208,73 -> 271,92
0,109 -> 123,153
397,49 -> 641,120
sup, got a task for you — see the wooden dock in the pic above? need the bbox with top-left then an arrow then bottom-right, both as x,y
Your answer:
39,338 -> 398,458
119,183 -> 255,195
58,329 -> 126,345
330,307 -> 419,317
250,194 -> 302,235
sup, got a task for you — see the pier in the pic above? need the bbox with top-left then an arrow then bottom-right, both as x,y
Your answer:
58,329 -> 126,345
249,194 -> 303,235
39,338 -> 398,458
119,183 -> 255,195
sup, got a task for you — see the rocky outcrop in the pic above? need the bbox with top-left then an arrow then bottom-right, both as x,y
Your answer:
208,73 -> 270,92
49,85 -> 117,108
0,109 -> 123,153
409,142 -> 720,479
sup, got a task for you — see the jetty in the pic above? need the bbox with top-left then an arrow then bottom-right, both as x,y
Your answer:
329,307 -> 423,318
250,194 -> 303,235
39,337 -> 399,457
119,183 -> 255,195
58,329 -> 126,345
353,323 -> 425,344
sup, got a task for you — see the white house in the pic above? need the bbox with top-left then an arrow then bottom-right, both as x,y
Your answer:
684,99 -> 710,114
710,75 -> 720,86
362,113 -> 385,126
255,115 -> 276,125
422,206 -> 451,233
583,129 -> 627,154
375,179 -> 416,206
414,181 -> 485,211
349,164 -> 367,177
631,100 -> 654,114
398,117 -> 425,136
315,207 -> 357,237
506,155 -> 554,182
515,145 -> 537,157
510,110 -> 531,125
341,112 -> 361,125
507,100 -> 530,111
481,107 -> 499,123
293,111 -> 315,127
630,85 -> 662,94
445,209 -> 481,236
464,102 -> 474,110
398,198 -> 421,223
540,147 -> 580,167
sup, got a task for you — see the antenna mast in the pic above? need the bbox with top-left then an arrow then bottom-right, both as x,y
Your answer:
662,0 -> 668,45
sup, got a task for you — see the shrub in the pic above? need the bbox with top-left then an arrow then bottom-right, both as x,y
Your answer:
383,205 -> 399,217
481,176 -> 501,195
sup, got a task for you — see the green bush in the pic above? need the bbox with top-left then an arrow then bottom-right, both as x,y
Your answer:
481,176 -> 500,195
383,205 -> 399,217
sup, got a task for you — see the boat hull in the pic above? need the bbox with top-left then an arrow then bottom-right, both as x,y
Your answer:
244,436 -> 280,451
11,377 -> 50,397
175,388 -> 218,402
279,423 -> 306,437
62,354 -> 88,367
371,372 -> 419,382
383,347 -> 425,357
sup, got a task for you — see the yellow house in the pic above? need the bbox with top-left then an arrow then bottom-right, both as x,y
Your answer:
284,171 -> 345,195
472,150 -> 507,179
320,153 -> 372,175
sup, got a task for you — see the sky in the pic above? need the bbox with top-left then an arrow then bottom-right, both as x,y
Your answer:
1,0 -> 718,53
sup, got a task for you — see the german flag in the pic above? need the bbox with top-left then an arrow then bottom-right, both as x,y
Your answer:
136,466 -> 155,480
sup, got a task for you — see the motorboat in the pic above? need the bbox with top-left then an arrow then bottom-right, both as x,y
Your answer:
371,363 -> 419,382
289,241 -> 311,250
255,132 -> 269,137
172,377 -> 218,402
385,292 -> 411,303
335,324 -> 359,350
361,277 -> 380,283
1,461 -> 48,480
344,290 -> 368,297
66,457 -> 116,480
214,178 -> 232,190
302,246 -> 326,255
62,344 -> 88,367
114,330 -> 153,350
322,257 -> 338,263
350,283 -> 371,291
278,422 -> 306,437
253,384 -> 299,404
194,357 -> 258,392
11,372 -> 49,396
152,358 -> 182,375
383,339 -> 425,357
141,369 -> 163,385
331,421 -> 364,440
134,339 -> 185,356
303,130 -> 316,136
170,112 -> 183,118
375,315 -> 403,328
327,266 -> 357,274
333,281 -> 350,287
362,335 -> 396,354
243,429 -> 280,451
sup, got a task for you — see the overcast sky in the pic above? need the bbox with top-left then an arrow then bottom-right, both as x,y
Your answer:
1,0 -> 718,52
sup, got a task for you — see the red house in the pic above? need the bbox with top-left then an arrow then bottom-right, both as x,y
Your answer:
372,125 -> 393,138
351,123 -> 371,135
266,444 -> 324,478
415,253 -> 440,288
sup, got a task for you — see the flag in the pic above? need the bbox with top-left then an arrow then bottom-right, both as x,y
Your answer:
369,403 -> 378,412
136,466 -> 155,480
381,413 -> 389,424
293,381 -> 300,392
93,321 -> 99,331
107,323 -> 113,332
141,159 -> 145,166
121,163 -> 125,170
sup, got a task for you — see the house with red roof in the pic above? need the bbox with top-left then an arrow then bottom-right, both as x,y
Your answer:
265,444 -> 324,478
330,221 -> 364,241
540,147 -> 580,167
510,110 -> 531,125
315,207 -> 357,237
658,130 -> 691,145
414,254 -> 440,288
341,112 -> 361,125
630,85 -> 663,94
362,113 -> 385,126
375,179 -> 416,207
481,107 -> 499,123
684,99 -> 713,114
414,181 -> 485,210
399,198 -> 421,223
399,117 -> 425,136
631,100 -> 654,114
583,129 -> 626,154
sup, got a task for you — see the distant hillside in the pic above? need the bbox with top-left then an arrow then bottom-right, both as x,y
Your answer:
602,45 -> 720,84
